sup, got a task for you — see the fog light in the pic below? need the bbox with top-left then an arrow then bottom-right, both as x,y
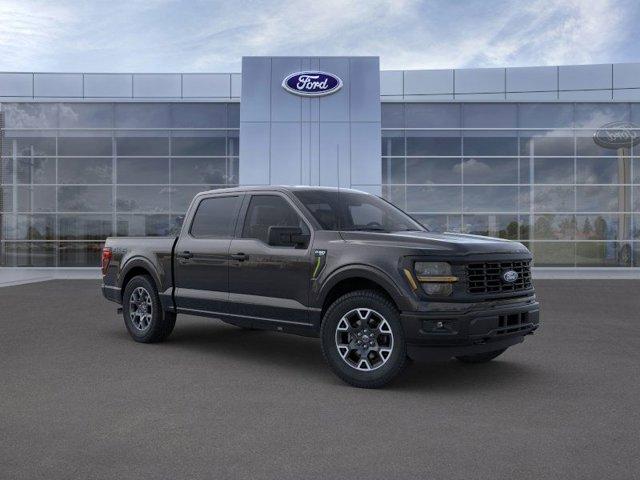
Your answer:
421,283 -> 453,296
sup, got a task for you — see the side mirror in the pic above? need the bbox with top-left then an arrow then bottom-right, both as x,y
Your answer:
267,226 -> 310,247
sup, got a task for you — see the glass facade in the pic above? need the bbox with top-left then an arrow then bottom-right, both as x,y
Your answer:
1,100 -> 639,268
381,103 -> 640,267
0,102 -> 239,267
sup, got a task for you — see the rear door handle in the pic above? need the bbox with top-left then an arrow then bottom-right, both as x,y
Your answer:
176,251 -> 194,259
231,253 -> 248,261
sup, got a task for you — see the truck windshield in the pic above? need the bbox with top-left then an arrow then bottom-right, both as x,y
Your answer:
293,190 -> 426,233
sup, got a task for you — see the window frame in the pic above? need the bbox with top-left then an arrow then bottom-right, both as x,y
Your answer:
236,191 -> 314,247
187,193 -> 243,239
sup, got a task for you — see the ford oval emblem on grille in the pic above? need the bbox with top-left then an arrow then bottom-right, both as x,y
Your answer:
502,270 -> 518,283
282,71 -> 343,97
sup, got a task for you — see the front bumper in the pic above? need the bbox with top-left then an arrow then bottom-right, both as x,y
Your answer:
400,295 -> 540,360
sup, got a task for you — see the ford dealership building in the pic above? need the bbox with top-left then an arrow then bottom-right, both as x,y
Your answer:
1,56 -> 639,274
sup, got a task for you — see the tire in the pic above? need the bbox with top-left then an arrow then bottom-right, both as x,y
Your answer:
455,348 -> 507,364
122,275 -> 176,343
321,290 -> 407,388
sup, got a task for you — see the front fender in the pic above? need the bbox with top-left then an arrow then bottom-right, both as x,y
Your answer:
315,264 -> 412,312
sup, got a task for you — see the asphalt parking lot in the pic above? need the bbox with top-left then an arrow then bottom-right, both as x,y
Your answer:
1,280 -> 639,480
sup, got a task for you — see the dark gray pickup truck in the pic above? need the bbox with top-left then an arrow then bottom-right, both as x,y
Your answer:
101,185 -> 539,388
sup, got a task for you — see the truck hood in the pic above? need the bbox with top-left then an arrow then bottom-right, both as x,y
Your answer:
339,230 -> 530,256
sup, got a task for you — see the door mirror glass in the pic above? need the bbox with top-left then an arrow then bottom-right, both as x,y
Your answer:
267,226 -> 310,247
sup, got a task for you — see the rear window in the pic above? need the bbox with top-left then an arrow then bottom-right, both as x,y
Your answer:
190,195 -> 241,238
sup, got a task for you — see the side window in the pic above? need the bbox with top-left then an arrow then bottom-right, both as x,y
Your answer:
242,195 -> 309,244
190,196 -> 241,238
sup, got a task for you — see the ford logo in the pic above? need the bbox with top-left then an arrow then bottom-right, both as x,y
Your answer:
593,121 -> 640,149
282,71 -> 343,97
502,270 -> 518,283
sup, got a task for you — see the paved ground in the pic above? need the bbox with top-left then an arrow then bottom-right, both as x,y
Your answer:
1,280 -> 639,480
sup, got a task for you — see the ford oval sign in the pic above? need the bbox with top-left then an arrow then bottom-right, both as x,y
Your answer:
502,270 -> 519,283
282,71 -> 343,97
593,121 -> 640,149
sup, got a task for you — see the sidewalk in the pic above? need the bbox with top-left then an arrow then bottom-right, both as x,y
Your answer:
0,268 -> 101,287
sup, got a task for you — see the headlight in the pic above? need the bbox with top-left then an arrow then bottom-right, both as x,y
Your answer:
413,262 -> 457,296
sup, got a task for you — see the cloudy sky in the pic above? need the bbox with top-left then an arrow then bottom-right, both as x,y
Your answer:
0,0 -> 638,73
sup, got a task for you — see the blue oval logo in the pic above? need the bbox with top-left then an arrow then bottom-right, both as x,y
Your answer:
502,270 -> 519,283
282,71 -> 343,97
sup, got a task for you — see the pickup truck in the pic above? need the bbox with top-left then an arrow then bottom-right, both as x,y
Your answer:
101,186 -> 540,388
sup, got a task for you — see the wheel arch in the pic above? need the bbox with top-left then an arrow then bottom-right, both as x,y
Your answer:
318,266 -> 410,320
118,257 -> 161,300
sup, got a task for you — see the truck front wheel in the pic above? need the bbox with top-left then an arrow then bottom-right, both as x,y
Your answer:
122,275 -> 176,343
321,290 -> 407,388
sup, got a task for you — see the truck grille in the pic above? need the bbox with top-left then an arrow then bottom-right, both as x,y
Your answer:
466,260 -> 532,294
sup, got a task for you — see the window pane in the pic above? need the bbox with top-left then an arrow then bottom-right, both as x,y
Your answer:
3,136 -> 56,156
58,186 -> 113,212
382,158 -> 405,184
576,186 -> 629,212
2,103 -> 58,128
171,158 -> 227,184
59,103 -> 113,128
406,158 -> 461,184
533,186 -> 575,212
574,103 -> 630,128
531,242 -> 575,267
191,196 -> 241,238
227,130 -> 239,157
576,214 -> 628,241
171,134 -> 226,156
534,158 -> 574,184
58,158 -> 112,184
116,214 -> 171,236
1,157 -> 12,183
170,103 -> 227,128
406,104 -> 460,128
462,157 -> 517,184
576,242 -> 631,267
116,186 -> 170,213
576,134 -> 628,156
381,131 -> 404,156
464,104 -> 517,128
519,134 -> 574,156
242,195 -> 306,242
462,214 -> 519,239
58,137 -> 113,156
116,136 -> 168,156
463,186 -> 518,213
1,187 -> 12,211
533,214 -> 575,240
576,157 -> 626,184
14,214 -> 56,240
463,134 -> 518,156
412,214 -> 461,233
117,158 -> 169,184
16,157 -> 56,184
406,186 -> 462,213
406,131 -> 461,156
58,242 -> 103,267
59,214 -> 113,240
381,103 -> 404,128
114,104 -> 170,128
17,186 -> 56,212
518,104 -> 574,129
381,185 -> 405,210
1,242 -> 56,267
228,104 -> 240,127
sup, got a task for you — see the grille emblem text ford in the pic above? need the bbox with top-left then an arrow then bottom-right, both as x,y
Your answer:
502,270 -> 518,283
282,71 -> 343,97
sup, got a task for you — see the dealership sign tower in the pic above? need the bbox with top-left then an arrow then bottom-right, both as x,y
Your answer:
239,57 -> 381,192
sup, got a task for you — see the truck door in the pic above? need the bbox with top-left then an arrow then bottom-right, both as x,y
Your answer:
227,193 -> 314,326
173,194 -> 243,314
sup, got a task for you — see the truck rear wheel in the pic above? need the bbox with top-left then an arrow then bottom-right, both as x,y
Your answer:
122,275 -> 176,343
321,290 -> 407,388
455,348 -> 507,364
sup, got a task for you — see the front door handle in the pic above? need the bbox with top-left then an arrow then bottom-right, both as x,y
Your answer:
176,251 -> 194,259
231,252 -> 248,261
